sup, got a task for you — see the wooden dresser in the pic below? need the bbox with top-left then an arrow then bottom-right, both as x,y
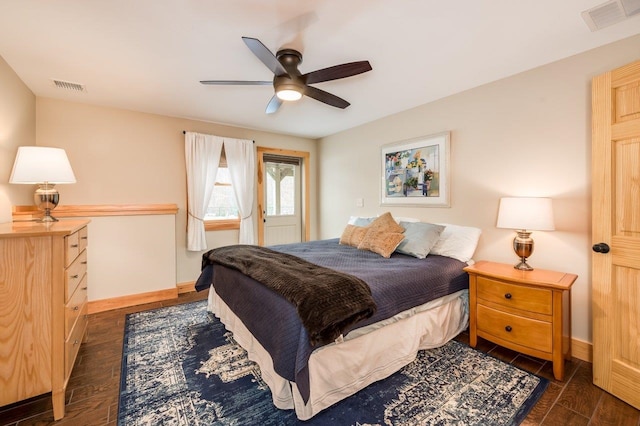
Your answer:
464,260 -> 577,381
0,219 -> 90,420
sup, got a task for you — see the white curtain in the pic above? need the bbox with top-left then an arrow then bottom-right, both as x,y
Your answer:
185,132 -> 224,251
224,138 -> 256,244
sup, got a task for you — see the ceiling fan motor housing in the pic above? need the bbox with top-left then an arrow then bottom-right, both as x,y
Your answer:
274,49 -> 305,99
276,49 -> 303,74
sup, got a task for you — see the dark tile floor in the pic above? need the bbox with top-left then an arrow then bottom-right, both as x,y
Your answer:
1,290 -> 638,425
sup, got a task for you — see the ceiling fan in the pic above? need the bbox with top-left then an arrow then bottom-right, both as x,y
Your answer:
200,37 -> 372,114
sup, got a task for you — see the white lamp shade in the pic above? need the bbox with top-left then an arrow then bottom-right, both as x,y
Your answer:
9,146 -> 76,184
496,197 -> 555,231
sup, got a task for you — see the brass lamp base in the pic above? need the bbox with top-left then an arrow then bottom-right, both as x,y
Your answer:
34,183 -> 60,222
513,230 -> 534,271
514,259 -> 533,271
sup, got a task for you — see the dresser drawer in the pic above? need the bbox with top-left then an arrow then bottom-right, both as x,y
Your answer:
78,226 -> 88,253
477,276 -> 552,315
65,275 -> 88,338
65,231 -> 80,267
65,307 -> 88,380
65,250 -> 87,302
477,304 -> 552,353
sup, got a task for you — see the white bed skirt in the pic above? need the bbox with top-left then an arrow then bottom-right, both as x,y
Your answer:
207,287 -> 469,420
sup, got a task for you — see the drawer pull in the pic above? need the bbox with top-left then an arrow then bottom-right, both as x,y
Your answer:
81,236 -> 88,240
505,325 -> 512,332
73,306 -> 79,311
71,274 -> 79,279
504,293 -> 512,299
73,340 -> 80,346
82,287 -> 88,291
70,244 -> 79,248
81,261 -> 88,265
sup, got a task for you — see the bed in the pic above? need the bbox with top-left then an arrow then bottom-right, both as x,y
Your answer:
195,214 -> 481,420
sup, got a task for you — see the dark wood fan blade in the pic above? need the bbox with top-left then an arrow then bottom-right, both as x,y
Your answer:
303,85 -> 350,109
265,95 -> 283,114
200,80 -> 272,85
242,37 -> 288,76
303,61 -> 372,85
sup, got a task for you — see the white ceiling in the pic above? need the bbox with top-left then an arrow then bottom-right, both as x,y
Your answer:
1,1 -> 639,139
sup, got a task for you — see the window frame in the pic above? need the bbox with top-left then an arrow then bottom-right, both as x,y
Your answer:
204,217 -> 240,231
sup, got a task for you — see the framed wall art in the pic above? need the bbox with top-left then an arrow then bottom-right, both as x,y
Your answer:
380,132 -> 450,207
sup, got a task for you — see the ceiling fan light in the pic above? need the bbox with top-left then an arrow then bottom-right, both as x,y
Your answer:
276,88 -> 303,101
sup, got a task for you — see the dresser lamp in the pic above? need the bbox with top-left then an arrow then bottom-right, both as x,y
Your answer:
9,146 -> 76,222
496,197 -> 555,271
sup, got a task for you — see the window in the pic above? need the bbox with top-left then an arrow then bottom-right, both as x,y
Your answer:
204,148 -> 240,230
205,167 -> 238,219
265,163 -> 296,216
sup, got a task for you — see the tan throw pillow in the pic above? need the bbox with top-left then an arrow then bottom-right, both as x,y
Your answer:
339,224 -> 370,247
368,212 -> 404,234
358,229 -> 405,258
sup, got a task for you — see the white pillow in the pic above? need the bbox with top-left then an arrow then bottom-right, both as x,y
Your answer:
430,223 -> 482,263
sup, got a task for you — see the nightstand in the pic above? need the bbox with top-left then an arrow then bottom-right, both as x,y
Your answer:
464,260 -> 577,380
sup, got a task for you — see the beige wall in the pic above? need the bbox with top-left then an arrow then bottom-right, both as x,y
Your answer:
35,98 -> 318,293
77,214 -> 178,301
0,55 -> 35,222
318,34 -> 640,344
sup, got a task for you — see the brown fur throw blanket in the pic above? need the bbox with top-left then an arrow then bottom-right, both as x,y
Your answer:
203,244 -> 377,346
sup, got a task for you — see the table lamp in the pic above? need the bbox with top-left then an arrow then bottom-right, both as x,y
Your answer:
496,197 -> 555,270
9,146 -> 76,222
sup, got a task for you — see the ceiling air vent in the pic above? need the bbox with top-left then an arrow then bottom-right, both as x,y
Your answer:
51,79 -> 86,92
582,0 -> 640,31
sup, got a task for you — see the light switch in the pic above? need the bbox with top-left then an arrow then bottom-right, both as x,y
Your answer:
355,198 -> 364,207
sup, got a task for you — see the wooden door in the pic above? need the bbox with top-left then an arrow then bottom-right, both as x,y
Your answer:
592,59 -> 640,409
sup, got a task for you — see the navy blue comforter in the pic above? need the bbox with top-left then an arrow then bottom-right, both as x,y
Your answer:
195,238 -> 468,403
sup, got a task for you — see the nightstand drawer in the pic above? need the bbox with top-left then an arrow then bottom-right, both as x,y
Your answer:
477,304 -> 552,353
477,276 -> 552,315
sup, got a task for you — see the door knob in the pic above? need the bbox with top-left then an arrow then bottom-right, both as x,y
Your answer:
592,243 -> 610,253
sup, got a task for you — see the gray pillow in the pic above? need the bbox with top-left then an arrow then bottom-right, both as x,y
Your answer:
395,222 -> 445,259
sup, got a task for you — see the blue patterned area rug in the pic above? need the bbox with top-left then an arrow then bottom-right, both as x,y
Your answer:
118,300 -> 548,425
